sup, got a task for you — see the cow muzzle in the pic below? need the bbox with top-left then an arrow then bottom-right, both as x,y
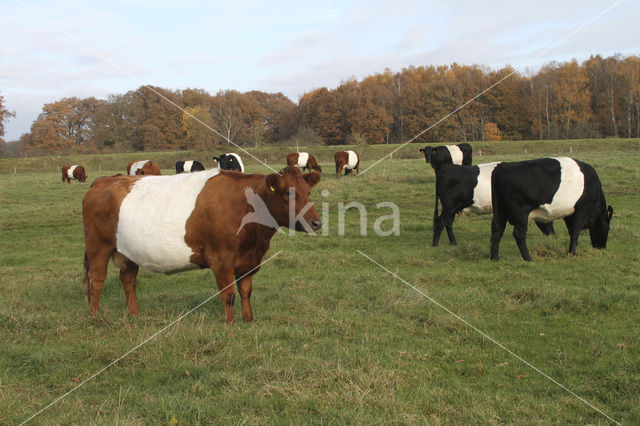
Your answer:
311,219 -> 322,231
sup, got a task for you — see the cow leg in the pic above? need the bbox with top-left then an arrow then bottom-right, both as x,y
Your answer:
563,214 -> 585,256
236,274 -> 254,322
211,264 -> 236,324
444,212 -> 457,246
433,211 -> 456,246
113,252 -> 140,315
356,163 -> 360,175
336,164 -> 344,178
490,212 -> 508,260
85,248 -> 112,315
512,218 -> 531,261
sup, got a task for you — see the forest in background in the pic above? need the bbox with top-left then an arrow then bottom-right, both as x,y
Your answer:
1,53 -> 639,157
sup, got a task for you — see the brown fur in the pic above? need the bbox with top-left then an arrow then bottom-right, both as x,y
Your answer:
126,160 -> 161,176
334,151 -> 360,177
61,165 -> 87,183
286,152 -> 322,173
82,166 -> 321,323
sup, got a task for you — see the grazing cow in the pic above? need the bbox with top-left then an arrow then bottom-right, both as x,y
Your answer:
214,153 -> 245,172
490,157 -> 613,261
82,166 -> 322,323
335,150 -> 359,177
286,152 -> 322,173
175,160 -> 205,174
127,160 -> 161,176
419,143 -> 473,172
433,163 -> 554,247
61,165 -> 87,183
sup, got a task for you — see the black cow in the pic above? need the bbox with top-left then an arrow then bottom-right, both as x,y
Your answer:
490,157 -> 613,261
433,162 -> 554,247
419,143 -> 473,172
175,160 -> 205,174
213,153 -> 244,172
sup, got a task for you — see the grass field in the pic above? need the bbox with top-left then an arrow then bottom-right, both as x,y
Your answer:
1,140 -> 639,424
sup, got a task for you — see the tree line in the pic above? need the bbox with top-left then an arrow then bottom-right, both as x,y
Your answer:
2,53 -> 639,157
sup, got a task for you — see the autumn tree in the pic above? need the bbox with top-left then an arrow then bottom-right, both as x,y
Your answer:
297,88 -> 344,145
26,97 -> 97,154
0,92 -> 16,144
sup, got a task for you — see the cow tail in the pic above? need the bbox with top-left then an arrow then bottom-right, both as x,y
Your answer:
83,252 -> 91,305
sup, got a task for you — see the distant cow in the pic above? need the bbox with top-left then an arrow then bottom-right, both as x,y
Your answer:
82,166 -> 321,323
335,150 -> 359,177
286,152 -> 322,173
61,165 -> 87,183
419,143 -> 473,172
490,157 -> 613,261
127,160 -> 161,176
175,160 -> 205,174
214,153 -> 244,172
432,163 -> 554,247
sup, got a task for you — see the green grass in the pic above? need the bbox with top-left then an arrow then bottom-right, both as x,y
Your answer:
0,141 -> 639,424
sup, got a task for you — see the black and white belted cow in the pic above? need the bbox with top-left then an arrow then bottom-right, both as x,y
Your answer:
432,162 -> 554,247
490,157 -> 613,261
175,160 -> 205,174
419,143 -> 472,172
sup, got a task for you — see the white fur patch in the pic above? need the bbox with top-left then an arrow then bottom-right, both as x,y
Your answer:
345,151 -> 358,169
228,153 -> 245,172
116,168 -> 221,274
529,157 -> 584,222
129,160 -> 150,175
447,145 -> 464,165
463,162 -> 501,214
297,152 -> 309,167
67,165 -> 78,179
183,160 -> 194,172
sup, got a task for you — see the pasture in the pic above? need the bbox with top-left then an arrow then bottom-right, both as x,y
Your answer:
1,140 -> 639,424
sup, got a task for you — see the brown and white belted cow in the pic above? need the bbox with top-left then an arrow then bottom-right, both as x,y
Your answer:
127,160 -> 161,176
82,166 -> 322,323
61,165 -> 87,183
286,152 -> 322,173
335,150 -> 359,177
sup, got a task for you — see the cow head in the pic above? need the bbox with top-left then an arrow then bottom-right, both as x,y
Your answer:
425,146 -> 453,172
590,204 -> 614,249
419,147 -> 431,163
264,166 -> 322,232
214,154 -> 238,171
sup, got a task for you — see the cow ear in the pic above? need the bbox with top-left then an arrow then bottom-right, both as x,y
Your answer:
303,171 -> 321,188
265,173 -> 283,193
607,205 -> 613,221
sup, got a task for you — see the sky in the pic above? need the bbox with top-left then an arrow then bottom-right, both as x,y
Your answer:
1,0 -> 639,142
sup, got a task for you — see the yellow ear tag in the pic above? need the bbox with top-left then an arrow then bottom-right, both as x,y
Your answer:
269,185 -> 276,192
